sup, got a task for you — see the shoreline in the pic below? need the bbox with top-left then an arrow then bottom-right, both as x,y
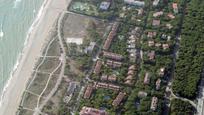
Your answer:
0,0 -> 70,114
0,0 -> 49,107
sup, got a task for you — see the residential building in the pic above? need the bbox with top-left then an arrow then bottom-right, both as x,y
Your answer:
153,0 -> 160,6
138,91 -> 147,98
150,97 -> 158,111
106,60 -> 122,68
148,40 -> 155,47
103,51 -> 123,61
93,60 -> 103,74
148,51 -> 155,60
103,22 -> 119,50
155,43 -> 161,47
101,74 -> 108,81
125,65 -> 136,85
80,106 -> 108,115
84,42 -> 96,54
84,85 -> 94,99
152,20 -> 160,26
168,13 -> 175,19
125,80 -> 132,85
156,79 -> 161,90
159,67 -> 165,76
153,11 -> 163,17
108,84 -> 120,91
162,44 -> 169,50
100,1 -> 111,10
144,73 -> 150,85
67,82 -> 77,96
166,23 -> 173,29
96,82 -> 120,91
124,0 -> 145,7
172,3 -> 178,13
101,74 -> 117,82
108,74 -> 117,82
112,92 -> 126,106
147,32 -> 157,38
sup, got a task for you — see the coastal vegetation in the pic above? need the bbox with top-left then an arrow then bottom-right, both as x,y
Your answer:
170,99 -> 195,114
173,0 -> 204,99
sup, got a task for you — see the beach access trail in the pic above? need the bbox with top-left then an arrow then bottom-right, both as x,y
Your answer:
0,0 -> 71,114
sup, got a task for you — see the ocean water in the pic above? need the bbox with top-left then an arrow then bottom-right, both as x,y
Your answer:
0,0 -> 44,98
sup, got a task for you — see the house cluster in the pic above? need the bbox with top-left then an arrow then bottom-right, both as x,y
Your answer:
124,65 -> 136,85
148,40 -> 170,50
103,51 -> 124,68
127,27 -> 142,62
80,106 -> 108,115
119,5 -> 144,19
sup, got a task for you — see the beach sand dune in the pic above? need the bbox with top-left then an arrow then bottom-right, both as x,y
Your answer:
0,0 -> 70,114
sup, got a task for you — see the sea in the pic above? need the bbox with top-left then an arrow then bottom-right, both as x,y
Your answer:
0,0 -> 44,103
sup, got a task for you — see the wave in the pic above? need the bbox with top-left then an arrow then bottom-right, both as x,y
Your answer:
0,0 -> 49,107
13,0 -> 22,8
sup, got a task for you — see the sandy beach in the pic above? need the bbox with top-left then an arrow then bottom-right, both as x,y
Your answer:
0,0 -> 71,114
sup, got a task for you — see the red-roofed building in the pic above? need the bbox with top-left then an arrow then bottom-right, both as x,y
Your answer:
172,3 -> 178,13
112,92 -> 126,106
152,20 -> 160,26
103,51 -> 123,61
103,22 -> 119,50
147,32 -> 157,38
93,60 -> 103,74
106,60 -> 122,68
84,85 -> 94,99
168,13 -> 175,19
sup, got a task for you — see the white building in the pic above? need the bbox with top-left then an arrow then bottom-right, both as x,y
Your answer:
124,0 -> 145,7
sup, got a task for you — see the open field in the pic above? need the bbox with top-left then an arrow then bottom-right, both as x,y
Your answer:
21,92 -> 39,109
42,79 -> 69,114
27,73 -> 50,95
38,57 -> 61,73
18,109 -> 33,115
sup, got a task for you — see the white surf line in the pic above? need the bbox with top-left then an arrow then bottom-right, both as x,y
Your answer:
26,37 -> 56,89
0,16 -> 5,39
36,61 -> 62,109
